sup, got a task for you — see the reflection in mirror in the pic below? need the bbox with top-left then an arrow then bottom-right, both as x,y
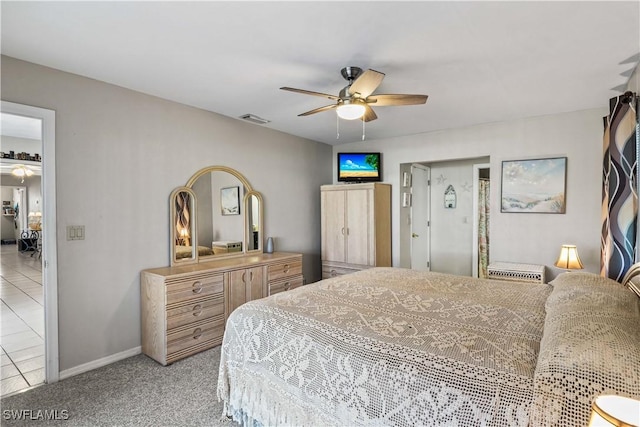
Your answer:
192,171 -> 245,259
246,192 -> 262,252
170,187 -> 198,265
171,165 -> 264,266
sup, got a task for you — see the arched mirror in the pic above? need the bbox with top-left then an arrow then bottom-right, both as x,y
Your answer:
170,166 -> 263,265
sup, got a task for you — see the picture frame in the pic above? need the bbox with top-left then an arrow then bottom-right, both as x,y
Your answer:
501,157 -> 567,213
220,186 -> 240,216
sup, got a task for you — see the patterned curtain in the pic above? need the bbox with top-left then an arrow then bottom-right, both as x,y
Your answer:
478,179 -> 490,278
601,93 -> 638,281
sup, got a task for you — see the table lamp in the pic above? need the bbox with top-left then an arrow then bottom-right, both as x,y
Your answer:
589,395 -> 640,426
555,244 -> 583,270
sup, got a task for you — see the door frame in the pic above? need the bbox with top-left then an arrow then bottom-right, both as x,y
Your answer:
472,163 -> 490,278
2,101 -> 59,383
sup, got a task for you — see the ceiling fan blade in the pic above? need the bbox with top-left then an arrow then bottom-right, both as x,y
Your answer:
348,69 -> 385,98
280,87 -> 340,101
366,94 -> 428,106
298,104 -> 337,117
363,105 -> 378,122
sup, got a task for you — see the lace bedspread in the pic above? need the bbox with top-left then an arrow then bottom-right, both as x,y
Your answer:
217,267 -> 552,426
530,272 -> 640,426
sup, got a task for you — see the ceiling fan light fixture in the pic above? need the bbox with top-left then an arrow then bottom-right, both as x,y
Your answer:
336,101 -> 366,120
11,164 -> 33,177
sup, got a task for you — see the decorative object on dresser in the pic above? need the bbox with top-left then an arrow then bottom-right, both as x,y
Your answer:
141,165 -> 304,365
554,244 -> 583,271
487,261 -> 546,284
320,183 -> 391,279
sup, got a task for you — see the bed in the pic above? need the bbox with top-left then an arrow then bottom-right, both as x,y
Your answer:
217,267 -> 640,426
175,244 -> 214,259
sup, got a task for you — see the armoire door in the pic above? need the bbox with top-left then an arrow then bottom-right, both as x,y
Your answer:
321,189 -> 346,263
345,188 -> 372,266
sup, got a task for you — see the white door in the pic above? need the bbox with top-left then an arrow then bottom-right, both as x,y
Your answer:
410,164 -> 431,270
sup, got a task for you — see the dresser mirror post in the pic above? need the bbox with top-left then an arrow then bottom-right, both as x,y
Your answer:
170,166 -> 263,266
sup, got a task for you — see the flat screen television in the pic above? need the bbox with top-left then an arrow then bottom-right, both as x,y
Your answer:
337,152 -> 382,183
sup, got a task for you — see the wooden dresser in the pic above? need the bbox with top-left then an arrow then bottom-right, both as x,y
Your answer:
321,183 -> 391,278
141,252 -> 303,365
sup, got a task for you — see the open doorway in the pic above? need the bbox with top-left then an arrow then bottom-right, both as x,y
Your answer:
0,101 -> 57,396
400,157 -> 490,276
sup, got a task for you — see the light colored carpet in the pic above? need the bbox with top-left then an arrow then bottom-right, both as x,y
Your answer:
1,346 -> 237,426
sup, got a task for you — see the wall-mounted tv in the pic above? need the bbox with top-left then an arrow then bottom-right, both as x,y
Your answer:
337,152 -> 382,183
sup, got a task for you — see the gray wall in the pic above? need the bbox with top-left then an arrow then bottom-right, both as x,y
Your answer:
335,108 -> 606,281
1,55 -> 332,372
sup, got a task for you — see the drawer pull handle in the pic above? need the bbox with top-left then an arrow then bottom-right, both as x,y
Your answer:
192,281 -> 203,294
193,328 -> 202,339
284,282 -> 291,291
330,269 -> 338,277
283,264 -> 290,274
192,305 -> 202,316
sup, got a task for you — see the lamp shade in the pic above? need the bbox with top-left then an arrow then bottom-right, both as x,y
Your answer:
555,244 -> 584,269
589,395 -> 640,427
336,101 -> 366,120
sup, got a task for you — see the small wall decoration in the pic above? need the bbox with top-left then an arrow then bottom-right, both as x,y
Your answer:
501,157 -> 567,213
444,185 -> 457,208
220,186 -> 240,215
402,171 -> 411,187
402,192 -> 412,207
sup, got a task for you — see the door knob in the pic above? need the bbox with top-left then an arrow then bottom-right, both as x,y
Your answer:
412,233 -> 419,238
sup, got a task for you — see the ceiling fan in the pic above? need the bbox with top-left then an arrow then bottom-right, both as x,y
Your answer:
281,66 -> 428,122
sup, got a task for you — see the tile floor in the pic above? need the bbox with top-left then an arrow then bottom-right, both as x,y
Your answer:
0,243 -> 45,397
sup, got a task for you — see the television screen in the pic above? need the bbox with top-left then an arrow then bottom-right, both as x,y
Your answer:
337,152 -> 382,182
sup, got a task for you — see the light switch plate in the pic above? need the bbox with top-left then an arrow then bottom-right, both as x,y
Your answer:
67,225 -> 85,240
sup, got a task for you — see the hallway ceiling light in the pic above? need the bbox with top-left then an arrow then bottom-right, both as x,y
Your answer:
11,164 -> 34,183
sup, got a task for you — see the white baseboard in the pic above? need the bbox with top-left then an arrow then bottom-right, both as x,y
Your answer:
59,346 -> 141,380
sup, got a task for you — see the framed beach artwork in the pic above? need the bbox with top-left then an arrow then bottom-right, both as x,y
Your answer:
220,186 -> 240,215
501,157 -> 567,213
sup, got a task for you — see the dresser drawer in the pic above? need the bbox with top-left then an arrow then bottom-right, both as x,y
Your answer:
166,274 -> 224,305
166,295 -> 225,330
267,260 -> 302,281
166,316 -> 225,357
267,275 -> 303,296
321,263 -> 363,279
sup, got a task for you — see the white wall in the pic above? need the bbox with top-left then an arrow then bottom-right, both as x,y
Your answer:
428,158 -> 481,276
1,55 -> 333,372
335,108 -> 605,280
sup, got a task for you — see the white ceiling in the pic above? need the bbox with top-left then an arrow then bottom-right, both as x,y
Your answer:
2,1 -> 639,145
1,113 -> 42,140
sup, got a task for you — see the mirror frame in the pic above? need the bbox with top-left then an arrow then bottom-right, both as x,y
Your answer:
170,166 -> 263,266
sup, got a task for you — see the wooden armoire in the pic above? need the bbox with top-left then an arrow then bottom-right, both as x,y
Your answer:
320,183 -> 391,278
